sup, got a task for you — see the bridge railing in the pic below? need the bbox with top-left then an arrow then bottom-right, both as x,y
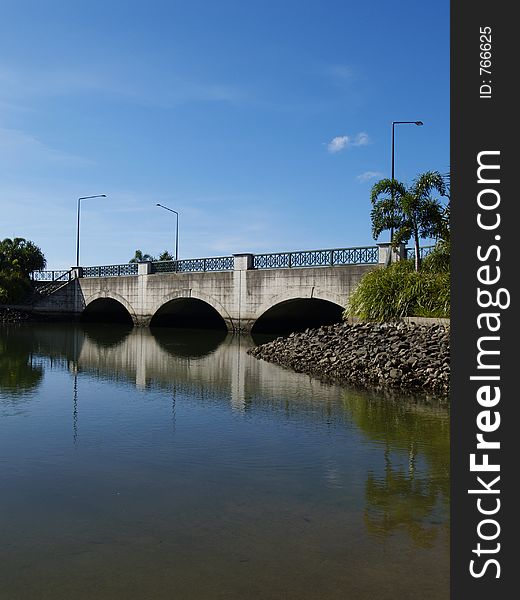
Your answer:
405,245 -> 435,260
31,269 -> 71,282
83,263 -> 139,277
152,256 -> 234,273
253,246 -> 379,269
35,245 -> 440,279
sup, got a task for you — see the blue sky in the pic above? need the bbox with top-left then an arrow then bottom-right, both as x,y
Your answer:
0,0 -> 449,270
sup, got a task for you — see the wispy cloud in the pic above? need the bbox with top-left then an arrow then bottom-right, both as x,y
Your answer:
0,127 -> 93,166
0,64 -> 117,99
357,170 -> 384,183
0,62 -> 244,109
353,132 -> 370,146
325,64 -> 354,82
326,132 -> 370,153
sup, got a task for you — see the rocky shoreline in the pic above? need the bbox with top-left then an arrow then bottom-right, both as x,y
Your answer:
248,321 -> 450,400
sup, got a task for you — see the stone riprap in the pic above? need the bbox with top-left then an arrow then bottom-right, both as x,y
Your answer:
248,321 -> 450,398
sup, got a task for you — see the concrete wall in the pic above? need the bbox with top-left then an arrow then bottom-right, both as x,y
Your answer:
33,263 -> 377,331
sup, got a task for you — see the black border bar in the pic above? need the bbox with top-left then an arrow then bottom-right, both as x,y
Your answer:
451,1 -> 516,597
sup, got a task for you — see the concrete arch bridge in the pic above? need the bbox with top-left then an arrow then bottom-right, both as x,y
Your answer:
31,246 -> 401,333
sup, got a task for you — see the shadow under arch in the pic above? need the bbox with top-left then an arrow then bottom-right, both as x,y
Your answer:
150,297 -> 228,330
151,327 -> 228,359
251,297 -> 344,337
82,323 -> 133,348
81,297 -> 134,325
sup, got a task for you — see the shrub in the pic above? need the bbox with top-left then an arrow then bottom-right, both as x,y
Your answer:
422,240 -> 450,273
344,260 -> 450,321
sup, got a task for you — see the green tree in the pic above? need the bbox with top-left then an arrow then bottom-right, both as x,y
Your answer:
157,250 -> 174,261
422,171 -> 450,272
369,178 -> 406,250
440,170 -> 451,243
0,237 -> 46,276
0,238 -> 46,303
129,249 -> 155,263
371,171 -> 448,271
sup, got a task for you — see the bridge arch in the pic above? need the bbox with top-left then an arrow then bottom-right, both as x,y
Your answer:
82,292 -> 138,325
149,290 -> 232,330
251,291 -> 345,335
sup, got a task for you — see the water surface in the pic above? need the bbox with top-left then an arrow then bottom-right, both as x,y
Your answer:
0,324 -> 449,599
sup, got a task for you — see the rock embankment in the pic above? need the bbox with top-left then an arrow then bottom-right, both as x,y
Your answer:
248,321 -> 450,398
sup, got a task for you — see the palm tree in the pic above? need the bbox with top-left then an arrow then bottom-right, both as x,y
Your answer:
370,179 -> 407,249
129,249 -> 155,263
371,171 -> 448,271
157,250 -> 174,261
438,170 -> 451,244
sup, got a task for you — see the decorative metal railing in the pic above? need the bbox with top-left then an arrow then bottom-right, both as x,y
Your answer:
152,256 -> 234,273
83,263 -> 139,278
31,269 -> 71,282
35,245 -> 436,280
406,245 -> 435,260
253,246 -> 379,269
31,269 -> 73,297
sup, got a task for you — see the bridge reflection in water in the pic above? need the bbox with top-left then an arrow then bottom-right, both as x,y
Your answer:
0,324 -> 449,600
12,324 -> 349,413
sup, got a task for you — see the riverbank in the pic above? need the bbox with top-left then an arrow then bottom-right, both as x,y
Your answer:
0,306 -> 66,324
0,306 -> 34,324
248,321 -> 450,399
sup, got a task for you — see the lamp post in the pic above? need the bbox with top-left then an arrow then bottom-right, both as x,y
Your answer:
76,195 -> 106,267
389,121 -> 423,245
156,203 -> 179,261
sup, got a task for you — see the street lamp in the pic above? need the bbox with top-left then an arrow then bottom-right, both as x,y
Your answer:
391,121 -> 423,182
76,195 -> 106,267
390,121 -> 423,245
156,204 -> 179,261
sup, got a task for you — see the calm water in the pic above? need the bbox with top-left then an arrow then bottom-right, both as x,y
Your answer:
0,324 -> 449,600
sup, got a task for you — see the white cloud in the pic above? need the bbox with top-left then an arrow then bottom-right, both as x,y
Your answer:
353,132 -> 370,146
327,135 -> 349,153
326,132 -> 371,153
357,171 -> 384,183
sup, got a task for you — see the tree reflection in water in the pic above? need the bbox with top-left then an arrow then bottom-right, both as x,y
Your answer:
0,326 -> 43,397
343,392 -> 449,548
